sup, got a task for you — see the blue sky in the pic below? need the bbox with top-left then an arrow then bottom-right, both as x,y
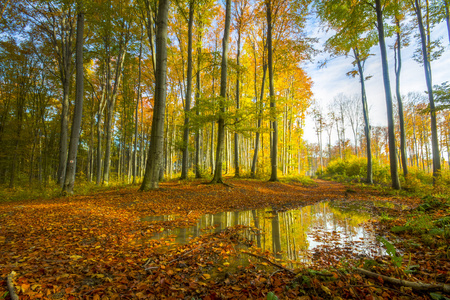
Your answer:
301,17 -> 450,143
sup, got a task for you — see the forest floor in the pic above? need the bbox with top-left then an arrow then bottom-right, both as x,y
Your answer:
0,178 -> 449,299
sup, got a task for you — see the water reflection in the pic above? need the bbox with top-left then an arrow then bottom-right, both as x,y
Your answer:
142,202 -> 384,263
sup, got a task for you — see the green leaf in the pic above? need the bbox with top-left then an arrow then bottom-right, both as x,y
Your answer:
430,292 -> 450,300
267,292 -> 279,300
377,236 -> 402,268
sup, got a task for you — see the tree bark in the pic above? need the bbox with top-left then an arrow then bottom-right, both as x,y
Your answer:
88,98 -> 94,182
234,27 -> 241,178
394,18 -> 408,177
96,84 -> 106,186
133,29 -> 143,184
195,22 -> 202,179
181,2 -> 195,180
103,40 -> 126,185
251,61 -> 267,178
413,0 -> 441,181
54,13 -> 75,188
210,98 -> 215,174
140,0 -> 170,190
144,0 -> 157,76
353,47 -> 373,184
57,86 -> 70,187
62,8 -> 84,195
211,0 -> 231,184
267,0 -> 278,182
375,0 -> 400,189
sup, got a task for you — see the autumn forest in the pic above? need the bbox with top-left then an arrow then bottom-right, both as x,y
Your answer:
0,0 -> 450,192
1,0 -> 450,299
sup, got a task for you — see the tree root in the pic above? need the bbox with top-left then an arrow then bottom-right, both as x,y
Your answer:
7,271 -> 19,300
208,175 -> 237,187
356,267 -> 450,293
209,178 -> 234,187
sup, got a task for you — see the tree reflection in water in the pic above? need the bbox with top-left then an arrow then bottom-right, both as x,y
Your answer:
144,201 -> 384,263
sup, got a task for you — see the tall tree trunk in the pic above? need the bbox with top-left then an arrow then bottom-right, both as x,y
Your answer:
144,0 -> 157,75
140,0 -> 170,190
413,0 -> 441,181
225,128 -> 229,174
54,12 -> 75,188
444,0 -> 450,43
57,86 -> 70,186
103,44 -> 126,185
39,130 -> 43,184
339,107 -> 345,159
267,0 -> 278,182
210,102 -> 215,174
133,30 -> 143,184
88,103 -> 94,182
181,2 -> 194,180
394,18 -> 408,177
334,115 -> 341,159
62,8 -> 85,194
375,0 -> 400,189
96,91 -> 105,185
29,130 -> 36,184
140,86 -> 145,177
234,29 -> 241,178
210,39 -> 217,175
195,23 -> 202,179
251,62 -> 267,178
211,0 -> 231,184
353,47 -> 373,184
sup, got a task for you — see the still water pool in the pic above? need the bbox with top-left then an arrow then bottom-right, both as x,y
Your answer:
142,201 -> 385,263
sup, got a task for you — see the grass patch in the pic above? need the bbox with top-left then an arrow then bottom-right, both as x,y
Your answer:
279,175 -> 317,186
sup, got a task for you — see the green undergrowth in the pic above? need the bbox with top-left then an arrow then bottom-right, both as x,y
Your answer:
322,155 -> 450,198
0,179 -> 138,202
391,195 -> 450,242
319,155 -> 390,184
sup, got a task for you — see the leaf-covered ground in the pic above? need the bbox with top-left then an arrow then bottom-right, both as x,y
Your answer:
0,179 -> 449,299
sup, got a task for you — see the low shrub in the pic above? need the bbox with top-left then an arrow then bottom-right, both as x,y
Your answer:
322,156 -> 390,183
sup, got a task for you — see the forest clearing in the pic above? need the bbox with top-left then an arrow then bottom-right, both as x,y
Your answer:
1,178 -> 449,299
